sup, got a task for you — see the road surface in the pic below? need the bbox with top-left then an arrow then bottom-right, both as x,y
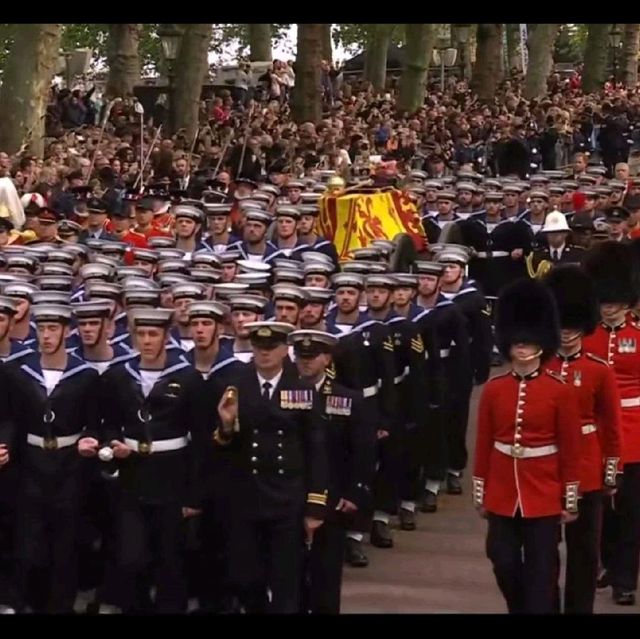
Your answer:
341,382 -> 627,614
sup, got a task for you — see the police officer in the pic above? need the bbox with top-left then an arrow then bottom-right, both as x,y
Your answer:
98,308 -> 209,613
474,279 -> 582,614
213,321 -> 329,614
5,304 -> 100,613
288,329 -> 375,614
545,266 -> 622,614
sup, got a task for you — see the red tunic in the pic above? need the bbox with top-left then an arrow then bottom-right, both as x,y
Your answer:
583,320 -> 640,464
473,368 -> 582,518
547,350 -> 622,492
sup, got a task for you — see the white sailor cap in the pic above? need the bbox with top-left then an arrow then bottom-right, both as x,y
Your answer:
434,245 -> 472,265
285,180 -> 305,190
303,261 -> 334,277
245,209 -> 273,225
353,247 -> 383,261
204,203 -> 233,216
213,282 -> 250,299
272,283 -> 308,305
72,300 -> 114,319
342,260 -> 388,274
156,274 -> 190,289
331,272 -> 365,290
35,276 -> 74,292
250,191 -> 272,204
123,289 -> 161,307
0,295 -> 18,315
173,205 -> 204,223
300,192 -> 322,203
275,206 -> 301,220
85,282 -> 123,300
274,269 -> 305,285
157,260 -> 190,275
40,263 -> 74,277
234,272 -> 271,289
4,282 -> 39,300
157,248 -> 187,261
147,236 -> 177,249
414,261 -> 445,276
32,291 -> 71,305
121,277 -> 159,291
229,294 -> 268,313
392,273 -> 419,288
115,266 -> 148,280
365,274 -> 398,289
128,307 -> 173,327
236,259 -> 272,273
192,252 -> 223,268
273,258 -> 302,271
189,268 -> 222,285
288,329 -> 338,353
47,249 -> 77,265
100,241 -> 129,255
7,255 -> 39,271
31,303 -> 72,323
80,263 -> 114,281
131,248 -> 160,264
171,282 -> 206,300
301,287 -> 334,304
219,250 -> 242,265
259,184 -> 280,197
187,301 -> 228,322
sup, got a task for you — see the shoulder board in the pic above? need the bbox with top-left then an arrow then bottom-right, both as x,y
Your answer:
586,352 -> 609,366
545,370 -> 567,384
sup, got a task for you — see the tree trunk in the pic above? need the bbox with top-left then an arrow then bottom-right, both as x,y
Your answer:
397,24 -> 435,113
321,23 -> 333,64
105,24 -> 141,99
505,24 -> 522,74
292,24 -> 323,124
623,24 -> 640,87
365,24 -> 394,92
523,24 -> 559,99
171,24 -> 212,140
470,24 -> 504,100
248,24 -> 272,61
582,23 -> 612,93
0,24 -> 62,157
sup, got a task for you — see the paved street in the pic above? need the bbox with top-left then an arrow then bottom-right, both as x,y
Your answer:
341,381 -> 629,614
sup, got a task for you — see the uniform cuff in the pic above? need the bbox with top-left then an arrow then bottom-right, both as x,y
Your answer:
472,476 -> 484,508
565,482 -> 580,513
604,457 -> 620,487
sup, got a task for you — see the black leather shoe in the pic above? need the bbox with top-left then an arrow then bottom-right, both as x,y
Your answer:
420,491 -> 438,513
613,589 -> 636,606
596,570 -> 610,589
345,538 -> 369,567
370,521 -> 394,548
399,508 -> 416,531
446,474 -> 463,495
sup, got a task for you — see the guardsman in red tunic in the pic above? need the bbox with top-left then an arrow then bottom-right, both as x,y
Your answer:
473,279 -> 582,615
582,241 -> 640,605
545,265 -> 622,614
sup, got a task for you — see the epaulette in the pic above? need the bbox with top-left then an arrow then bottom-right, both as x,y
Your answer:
586,352 -> 609,366
546,370 -> 567,384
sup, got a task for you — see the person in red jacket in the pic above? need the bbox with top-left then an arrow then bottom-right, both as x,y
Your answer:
583,241 -> 640,605
473,278 -> 582,615
544,265 -> 622,614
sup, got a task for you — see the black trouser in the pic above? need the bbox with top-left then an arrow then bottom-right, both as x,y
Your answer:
486,511 -> 561,614
564,490 -> 603,614
400,417 -> 430,502
14,493 -> 80,613
115,495 -> 187,614
609,462 -> 640,592
307,518 -> 346,614
228,511 -> 303,614
373,427 -> 403,515
446,385 -> 472,473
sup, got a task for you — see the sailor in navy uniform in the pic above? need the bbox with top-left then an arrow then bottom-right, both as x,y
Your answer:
297,205 -> 340,268
422,190 -> 460,244
183,301 -> 243,613
435,245 -> 492,494
272,283 -> 308,330
0,296 -> 34,363
82,282 -> 130,353
213,321 -> 329,614
168,283 -> 207,354
4,283 -> 39,347
457,191 -> 532,299
225,294 -> 268,363
70,262 -> 115,305
288,329 -> 375,614
97,308 -> 209,613
228,209 -> 278,263
201,203 -> 241,254
518,189 -> 550,250
4,304 -> 100,613
299,287 -> 333,331
270,206 -> 309,262
302,256 -> 335,289
325,273 -> 396,566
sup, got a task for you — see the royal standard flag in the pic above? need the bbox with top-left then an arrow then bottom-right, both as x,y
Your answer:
318,187 -> 427,263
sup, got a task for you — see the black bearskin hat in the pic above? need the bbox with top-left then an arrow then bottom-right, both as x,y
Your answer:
583,241 -> 639,306
543,265 -> 599,335
494,278 -> 560,361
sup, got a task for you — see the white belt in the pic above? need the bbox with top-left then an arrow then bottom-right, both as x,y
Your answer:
582,423 -> 597,435
621,396 -> 640,408
362,385 -> 379,398
475,251 -> 510,258
440,348 -> 451,358
393,366 -> 410,385
27,432 -> 82,450
124,436 -> 189,454
494,441 -> 559,459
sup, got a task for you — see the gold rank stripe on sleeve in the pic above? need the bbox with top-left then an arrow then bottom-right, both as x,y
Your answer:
411,336 -> 424,353
307,491 -> 328,506
280,389 -> 313,410
383,337 -> 394,352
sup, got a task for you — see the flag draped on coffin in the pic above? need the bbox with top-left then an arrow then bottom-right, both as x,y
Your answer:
318,188 -> 427,263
